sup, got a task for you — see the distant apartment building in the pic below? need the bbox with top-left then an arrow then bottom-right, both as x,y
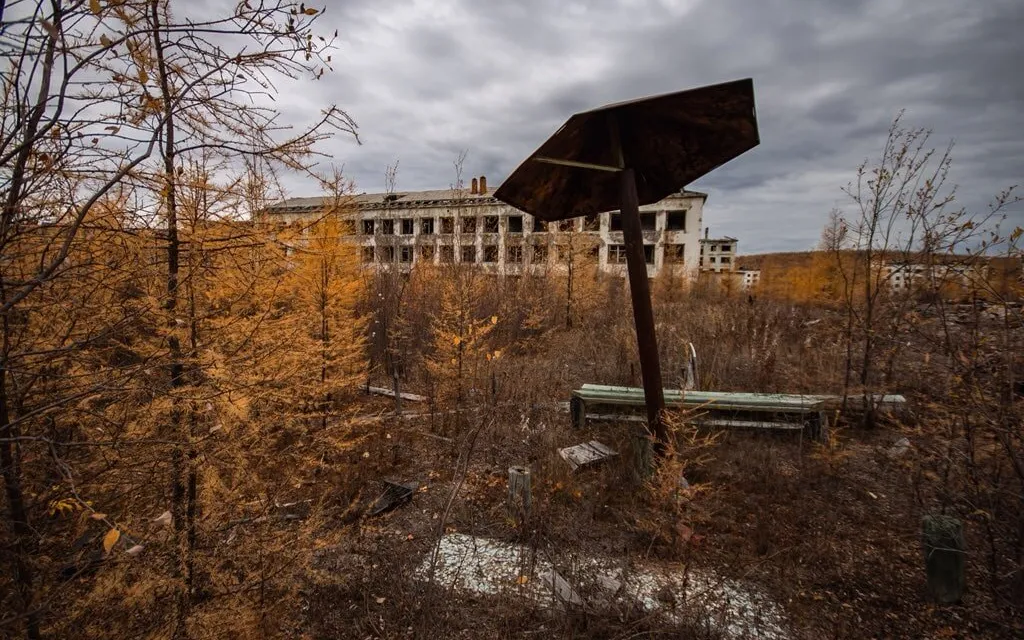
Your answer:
263,176 -> 708,279
883,262 -> 988,293
738,268 -> 761,289
699,230 -> 737,273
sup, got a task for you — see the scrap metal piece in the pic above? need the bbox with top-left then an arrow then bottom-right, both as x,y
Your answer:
367,480 -> 419,517
559,440 -> 618,471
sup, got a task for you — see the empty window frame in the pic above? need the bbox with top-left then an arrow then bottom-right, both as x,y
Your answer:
507,245 -> 523,263
666,210 -> 686,231
557,220 -> 574,232
644,245 -> 654,264
531,243 -> 548,264
665,244 -> 685,263
508,215 -> 523,233
583,214 -> 600,231
720,244 -> 731,252
420,244 -> 435,262
608,244 -> 627,264
401,218 -> 414,235
721,256 -> 731,264
400,245 -> 413,263
440,245 -> 454,263
640,213 -> 655,231
421,217 -> 435,235
361,246 -> 375,263
461,245 -> 476,263
378,245 -> 395,262
362,219 -> 375,235
440,217 -> 454,234
483,245 -> 499,263
381,219 -> 395,235
484,216 -> 499,233
461,216 -> 477,234
610,213 -> 622,231
532,217 -> 548,232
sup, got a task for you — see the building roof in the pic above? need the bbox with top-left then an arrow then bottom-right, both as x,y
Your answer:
264,187 -> 708,214
700,236 -> 737,243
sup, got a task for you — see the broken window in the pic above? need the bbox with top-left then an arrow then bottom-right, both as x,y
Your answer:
721,256 -> 731,264
362,219 -> 375,235
532,217 -> 548,232
378,245 -> 395,262
644,245 -> 654,264
507,245 -> 523,263
665,244 -> 685,263
508,216 -> 523,233
667,210 -> 686,231
720,244 -> 731,252
483,245 -> 498,263
440,217 -> 454,233
381,219 -> 394,235
440,245 -> 454,263
608,244 -> 627,264
640,213 -> 655,231
461,216 -> 476,234
420,245 -> 435,262
583,214 -> 600,231
610,213 -> 622,231
400,245 -> 413,263
484,216 -> 499,233
558,220 -> 574,232
710,244 -> 718,252
361,246 -> 375,263
421,217 -> 435,235
531,243 -> 548,264
461,245 -> 476,263
401,218 -> 414,235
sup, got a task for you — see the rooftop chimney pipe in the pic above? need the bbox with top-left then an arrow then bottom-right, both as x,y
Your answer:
470,177 -> 478,195
479,175 -> 487,194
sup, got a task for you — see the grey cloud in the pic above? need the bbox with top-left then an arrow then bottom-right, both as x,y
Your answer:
261,0 -> 1023,252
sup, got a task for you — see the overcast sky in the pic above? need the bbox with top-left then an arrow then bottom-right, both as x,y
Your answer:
270,0 -> 1023,254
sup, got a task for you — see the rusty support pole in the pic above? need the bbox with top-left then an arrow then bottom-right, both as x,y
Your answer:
619,167 -> 667,451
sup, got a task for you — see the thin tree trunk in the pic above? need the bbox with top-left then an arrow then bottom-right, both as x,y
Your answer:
150,0 -> 190,633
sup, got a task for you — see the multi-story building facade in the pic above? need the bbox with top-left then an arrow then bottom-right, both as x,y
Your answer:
263,176 -> 708,279
698,230 -> 737,273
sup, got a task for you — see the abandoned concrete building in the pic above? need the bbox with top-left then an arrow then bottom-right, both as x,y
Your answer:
698,230 -> 738,273
264,176 -> 711,279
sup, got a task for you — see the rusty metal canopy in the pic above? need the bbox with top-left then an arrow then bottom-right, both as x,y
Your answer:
494,78 -> 759,222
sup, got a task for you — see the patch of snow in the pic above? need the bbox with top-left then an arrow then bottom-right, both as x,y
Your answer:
416,533 -> 789,639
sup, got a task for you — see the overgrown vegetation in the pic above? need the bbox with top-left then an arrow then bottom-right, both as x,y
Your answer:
1,1 -> 1022,638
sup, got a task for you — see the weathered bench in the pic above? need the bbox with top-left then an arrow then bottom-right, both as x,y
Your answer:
570,384 -> 832,440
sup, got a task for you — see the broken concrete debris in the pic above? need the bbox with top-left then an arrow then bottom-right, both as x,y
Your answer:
367,480 -> 419,517
416,533 -> 789,639
888,437 -> 911,458
559,440 -> 618,471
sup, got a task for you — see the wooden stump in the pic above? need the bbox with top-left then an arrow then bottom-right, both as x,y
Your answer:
569,396 -> 586,429
922,514 -> 966,603
508,466 -> 531,525
632,430 -> 654,484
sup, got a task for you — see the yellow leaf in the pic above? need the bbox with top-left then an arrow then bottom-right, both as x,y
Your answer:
102,528 -> 120,553
90,0 -> 102,15
138,67 -> 149,84
304,7 -> 319,15
493,350 -> 502,359
90,513 -> 107,520
452,336 -> 461,346
515,575 -> 529,585
490,315 -> 498,325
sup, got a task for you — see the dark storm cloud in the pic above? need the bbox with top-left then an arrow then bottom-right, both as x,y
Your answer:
255,0 -> 1023,253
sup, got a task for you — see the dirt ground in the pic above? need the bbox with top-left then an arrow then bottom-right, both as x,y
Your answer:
293,395 -> 1022,640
